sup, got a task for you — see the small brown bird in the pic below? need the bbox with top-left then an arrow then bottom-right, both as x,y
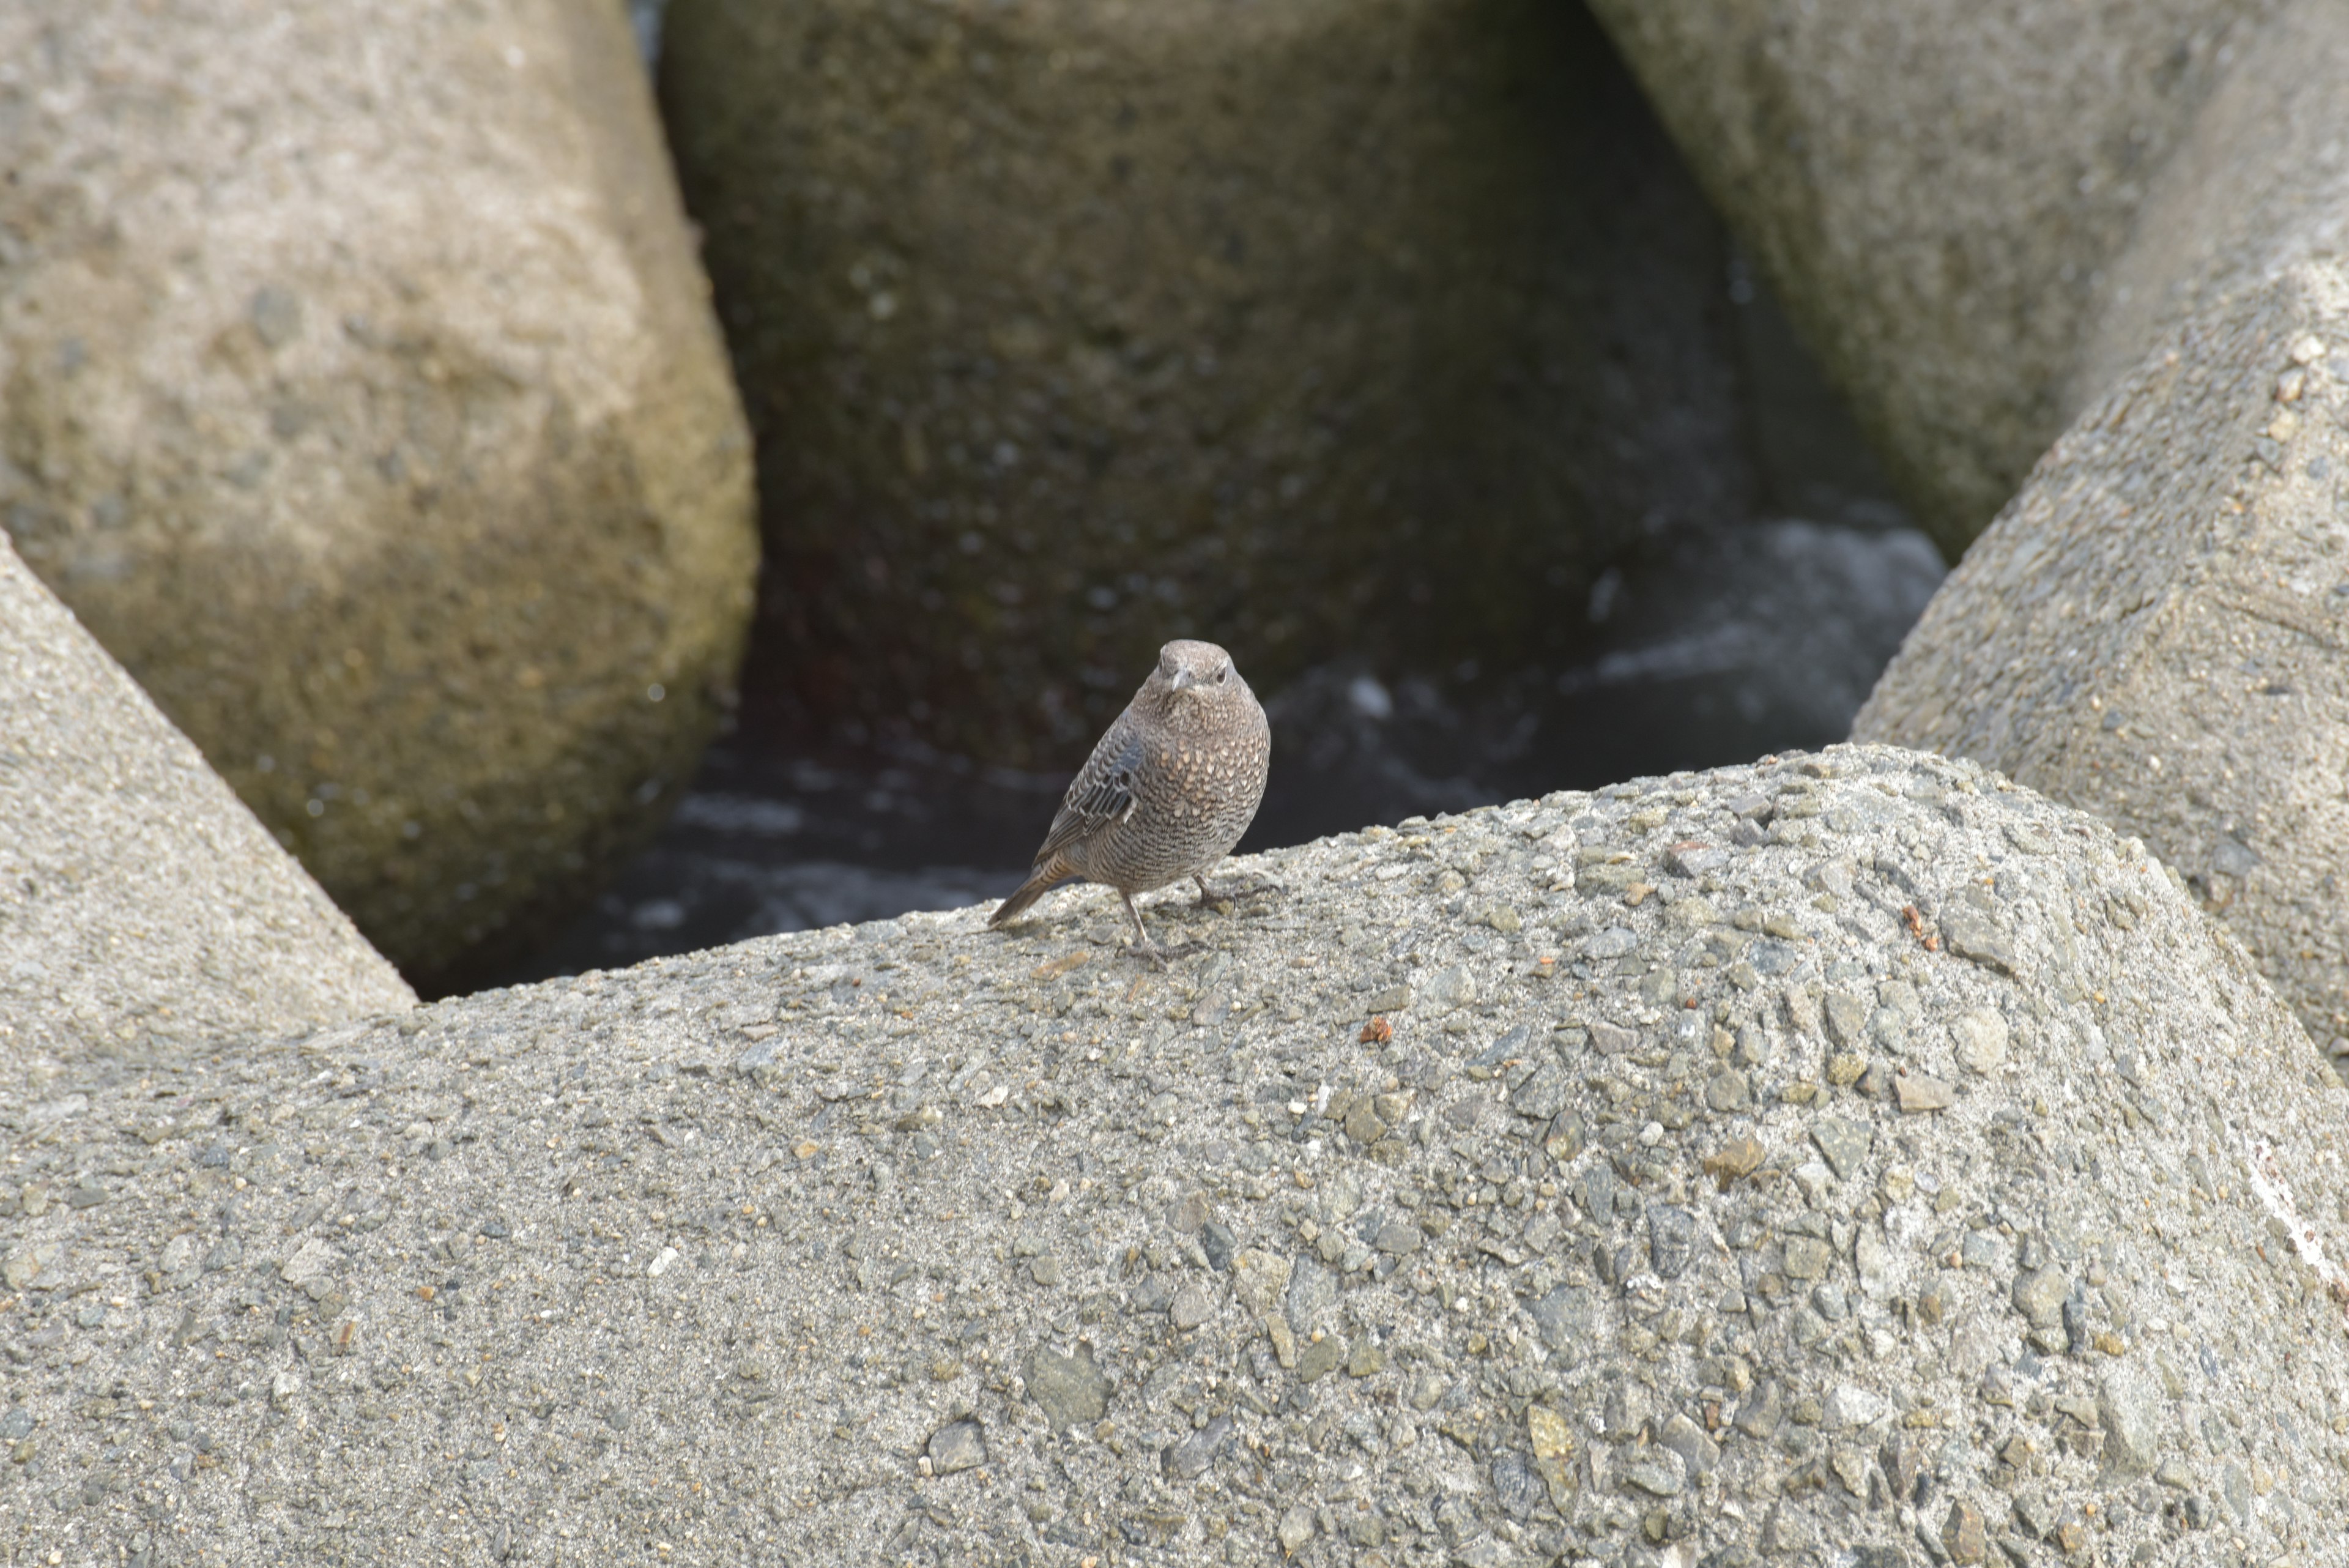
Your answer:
990,639 -> 1271,960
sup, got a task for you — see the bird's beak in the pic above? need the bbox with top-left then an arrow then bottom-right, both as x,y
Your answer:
1168,667 -> 1194,692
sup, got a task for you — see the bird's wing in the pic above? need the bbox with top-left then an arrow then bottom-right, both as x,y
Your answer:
1033,719 -> 1145,864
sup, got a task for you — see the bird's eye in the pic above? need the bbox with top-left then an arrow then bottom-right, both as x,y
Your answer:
1217,667 -> 1229,683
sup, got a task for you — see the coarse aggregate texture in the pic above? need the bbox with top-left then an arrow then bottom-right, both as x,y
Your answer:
0,0 -> 760,991
1584,0 -> 2276,558
658,0 -> 1754,765
1857,256 -> 2349,1076
9,745 -> 2349,1566
0,533 -> 414,1096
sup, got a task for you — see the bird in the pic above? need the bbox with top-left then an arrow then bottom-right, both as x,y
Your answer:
990,639 -> 1271,962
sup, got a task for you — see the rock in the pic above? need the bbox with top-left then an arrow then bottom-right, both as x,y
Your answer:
1527,1284 -> 1603,1367
926,1419 -> 985,1476
0,0 -> 759,989
1646,1203 -> 1696,1280
1938,912 -> 2019,976
1657,1412 -> 1718,1482
276,1239 -> 340,1293
1809,1116 -> 1872,1181
2081,6 -> 2349,425
1855,8 -> 2349,1060
2098,1366 -> 2164,1479
1823,1382 -> 1888,1431
1894,1071 -> 1956,1113
1166,1192 -> 1209,1235
2011,1268 -> 2071,1330
1942,1499 -> 1989,1564
1950,1009 -> 2010,1075
1620,1447 -> 1686,1498
1296,1334 -> 1345,1384
1880,1432 -> 1926,1506
1784,1236 -> 1833,1287
1586,0 -> 2255,553
1701,1135 -> 1765,1188
1230,1249 -> 1291,1317
1160,1413 -> 1230,1482
1167,1285 -> 1212,1332
1276,1506 -> 1315,1553
0,533 -> 413,1084
1527,1405 -> 1575,1463
1422,964 -> 1477,1014
1283,1256 -> 1339,1336
1490,1449 -> 1542,1518
1733,1380 -> 1784,1438
2,1244 -> 58,1293
657,0 -> 1755,764
1853,1228 -> 1896,1302
1600,1383 -> 1650,1449
1024,1343 -> 1109,1435
1761,1503 -> 1811,1553
1510,1062 -> 1573,1121
7,745 -> 2347,1564
1789,1159 -> 1835,1204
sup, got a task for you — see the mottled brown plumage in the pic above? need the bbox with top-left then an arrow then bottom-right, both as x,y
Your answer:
990,640 -> 1271,958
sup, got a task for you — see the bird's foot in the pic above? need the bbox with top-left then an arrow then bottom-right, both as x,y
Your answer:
1119,935 -> 1195,971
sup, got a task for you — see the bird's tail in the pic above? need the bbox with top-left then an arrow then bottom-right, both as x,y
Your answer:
990,861 -> 1071,928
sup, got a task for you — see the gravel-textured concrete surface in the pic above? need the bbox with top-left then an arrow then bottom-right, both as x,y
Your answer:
1858,255 -> 2349,1072
0,532 -> 414,1099
1585,0 -> 2274,556
659,0 -> 1753,765
0,0 -> 758,990
8,745 -> 2347,1565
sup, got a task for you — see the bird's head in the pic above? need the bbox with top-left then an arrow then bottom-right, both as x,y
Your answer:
1152,639 -> 1244,703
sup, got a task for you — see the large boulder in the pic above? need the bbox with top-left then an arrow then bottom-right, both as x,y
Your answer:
0,0 -> 759,990
8,745 -> 2346,1564
0,533 -> 412,1098
1858,7 -> 2349,1063
1584,0 -> 2266,556
659,0 -> 1753,764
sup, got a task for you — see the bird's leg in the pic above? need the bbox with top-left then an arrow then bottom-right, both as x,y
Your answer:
1194,868 -> 1272,907
1118,890 -> 1188,968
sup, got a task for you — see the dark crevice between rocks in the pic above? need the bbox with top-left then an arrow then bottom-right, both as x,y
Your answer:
470,4 -> 1941,998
